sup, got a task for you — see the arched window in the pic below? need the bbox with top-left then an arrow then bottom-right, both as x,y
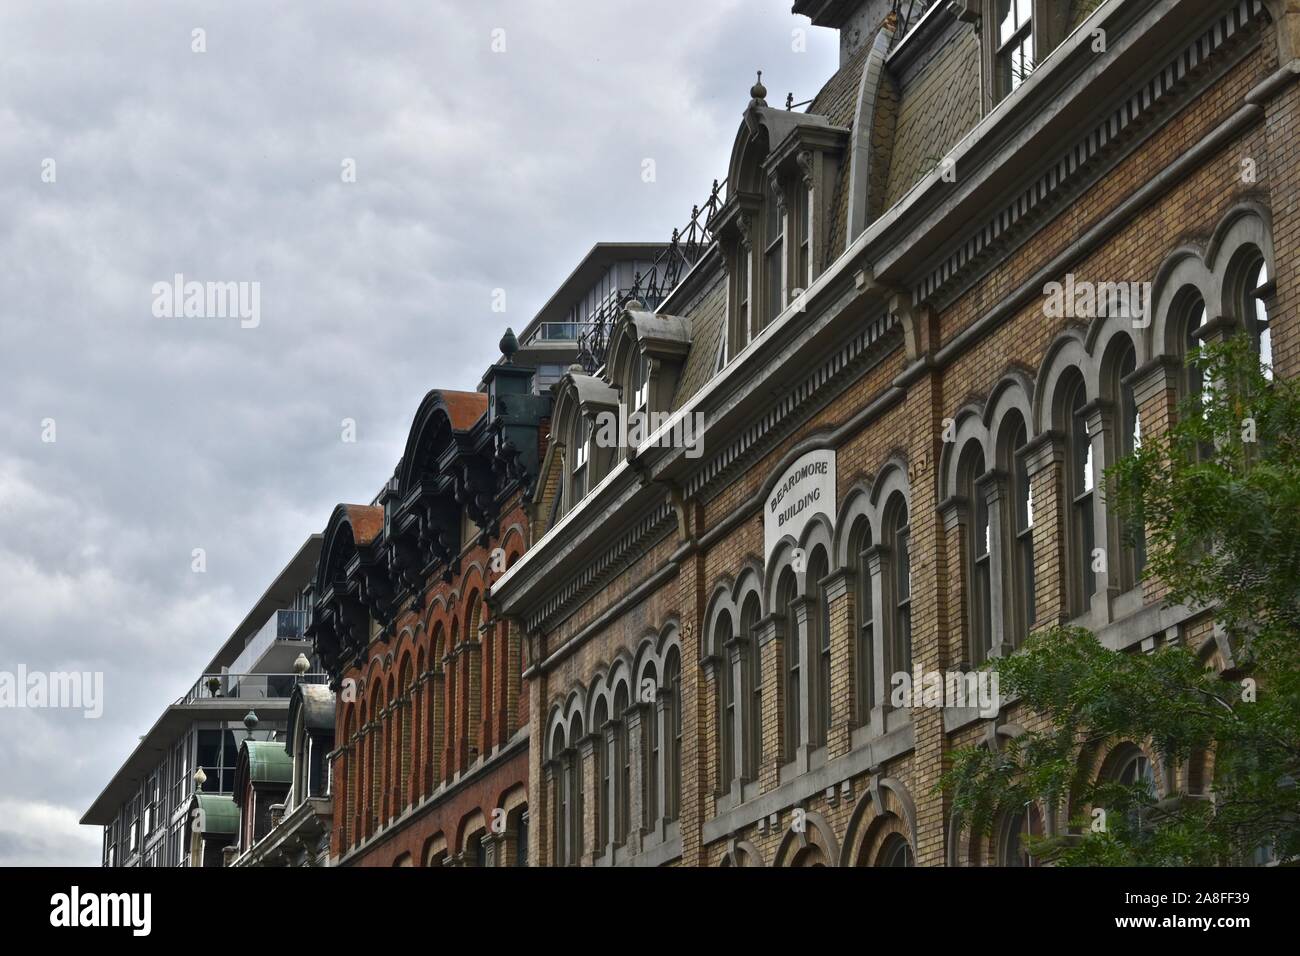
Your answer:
883,495 -> 912,679
878,833 -> 914,867
571,413 -> 590,504
777,567 -> 800,761
1178,293 -> 1208,407
593,698 -> 609,853
368,694 -> 382,832
740,593 -> 763,778
643,664 -> 660,828
343,710 -> 356,847
1062,372 -> 1095,617
715,612 -> 736,790
850,519 -> 875,725
569,717 -> 585,864
550,726 -> 567,866
808,548 -> 831,747
397,660 -> 413,808
1111,338 -> 1146,587
998,802 -> 1045,867
764,175 -> 786,325
959,444 -> 991,666
1002,415 -> 1035,645
735,243 -> 752,354
1242,257 -> 1274,380
632,352 -> 650,411
1111,743 -> 1157,835
613,685 -> 630,844
664,648 -> 682,821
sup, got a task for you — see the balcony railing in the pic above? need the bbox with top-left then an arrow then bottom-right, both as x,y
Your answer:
176,672 -> 327,707
229,609 -> 310,676
523,321 -> 595,344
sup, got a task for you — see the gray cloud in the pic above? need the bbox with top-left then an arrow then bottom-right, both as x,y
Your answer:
0,0 -> 837,865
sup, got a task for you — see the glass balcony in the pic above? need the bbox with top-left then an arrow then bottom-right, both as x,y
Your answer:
175,672 -> 326,707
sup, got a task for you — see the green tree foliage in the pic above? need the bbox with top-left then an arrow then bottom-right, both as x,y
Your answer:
941,338 -> 1300,865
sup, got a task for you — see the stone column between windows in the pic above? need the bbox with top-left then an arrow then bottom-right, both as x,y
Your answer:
1127,355 -> 1180,605
979,469 -> 1013,659
821,567 -> 856,760
495,825 -> 518,868
754,612 -> 785,793
1023,431 -> 1067,626
1081,397 -> 1118,624
902,363 -> 949,868
937,496 -> 972,669
578,733 -> 599,866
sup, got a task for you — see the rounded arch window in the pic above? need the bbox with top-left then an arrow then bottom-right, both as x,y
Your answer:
958,443 -> 991,666
1242,257 -> 1274,381
807,546 -> 831,747
1060,372 -> 1095,617
777,565 -> 800,761
714,611 -> 736,791
882,494 -> 912,680
998,802 -> 1045,867
1000,413 -> 1034,645
877,832 -> 914,867
739,592 -> 763,777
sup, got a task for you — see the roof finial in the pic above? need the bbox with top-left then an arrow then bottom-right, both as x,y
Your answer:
499,326 -> 519,364
750,70 -> 767,103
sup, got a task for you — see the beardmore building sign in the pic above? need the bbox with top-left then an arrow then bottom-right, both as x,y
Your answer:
766,450 -> 836,564
85,0 -> 1300,868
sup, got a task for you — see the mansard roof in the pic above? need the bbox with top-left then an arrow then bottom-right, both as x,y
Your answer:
232,740 -> 294,804
315,503 -> 383,598
605,307 -> 692,375
190,793 -> 239,836
395,389 -> 489,495
286,684 -> 336,756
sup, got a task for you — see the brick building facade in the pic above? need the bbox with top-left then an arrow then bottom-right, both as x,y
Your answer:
487,0 -> 1296,867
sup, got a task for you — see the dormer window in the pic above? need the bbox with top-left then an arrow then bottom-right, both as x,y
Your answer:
633,353 -> 650,411
795,181 -> 813,295
715,76 -> 846,365
572,415 -> 590,500
997,0 -> 1034,97
764,174 -> 786,325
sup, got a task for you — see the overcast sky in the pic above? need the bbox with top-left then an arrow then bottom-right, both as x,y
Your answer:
0,0 -> 837,866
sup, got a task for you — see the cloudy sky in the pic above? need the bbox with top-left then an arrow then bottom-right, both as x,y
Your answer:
0,0 -> 837,866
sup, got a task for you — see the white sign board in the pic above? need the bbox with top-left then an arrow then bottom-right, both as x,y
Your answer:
764,449 -> 836,562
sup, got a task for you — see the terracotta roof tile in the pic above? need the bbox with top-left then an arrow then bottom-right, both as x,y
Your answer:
341,504 -> 384,546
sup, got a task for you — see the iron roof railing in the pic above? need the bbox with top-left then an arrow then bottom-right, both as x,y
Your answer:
577,177 -> 727,373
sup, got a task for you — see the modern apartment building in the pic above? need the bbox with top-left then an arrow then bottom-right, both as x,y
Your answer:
81,536 -> 324,866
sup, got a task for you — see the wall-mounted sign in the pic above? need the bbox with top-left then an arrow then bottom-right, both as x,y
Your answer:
764,448 -> 836,563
